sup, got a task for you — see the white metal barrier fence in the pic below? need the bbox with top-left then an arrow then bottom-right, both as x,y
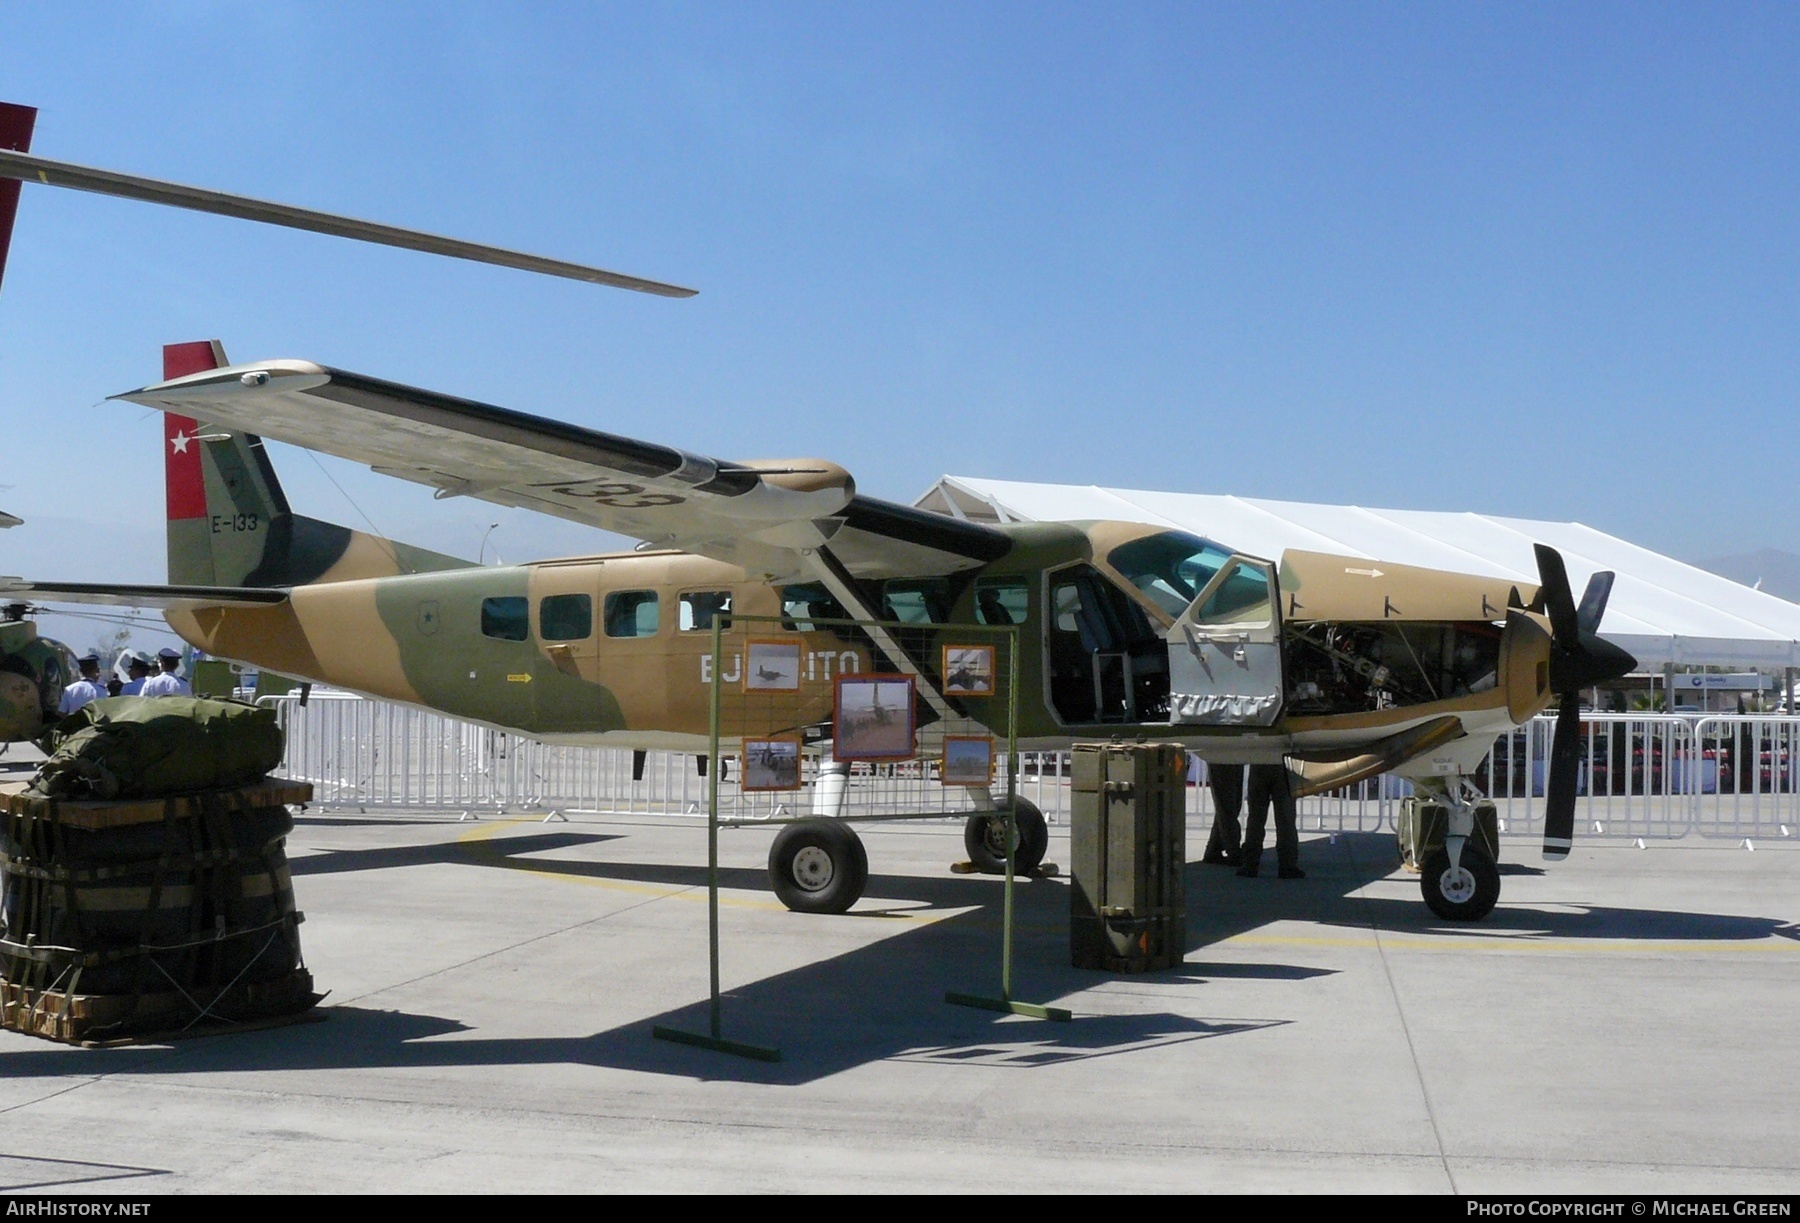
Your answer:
269,695 -> 1800,842
269,693 -> 1074,824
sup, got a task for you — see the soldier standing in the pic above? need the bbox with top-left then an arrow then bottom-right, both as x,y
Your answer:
1237,762 -> 1305,879
119,652 -> 153,696
58,653 -> 107,715
1200,760 -> 1244,866
140,647 -> 192,697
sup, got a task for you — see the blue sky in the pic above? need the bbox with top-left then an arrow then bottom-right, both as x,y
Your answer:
1,4 -> 1796,651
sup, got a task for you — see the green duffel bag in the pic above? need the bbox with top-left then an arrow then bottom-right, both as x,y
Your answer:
30,696 -> 285,800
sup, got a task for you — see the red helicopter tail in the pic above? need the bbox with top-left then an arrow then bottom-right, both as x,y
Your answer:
0,103 -> 36,297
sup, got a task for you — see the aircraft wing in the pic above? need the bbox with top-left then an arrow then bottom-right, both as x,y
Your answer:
115,361 -> 1011,581
0,579 -> 290,608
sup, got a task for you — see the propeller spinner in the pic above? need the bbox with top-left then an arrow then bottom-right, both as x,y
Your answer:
1533,544 -> 1638,861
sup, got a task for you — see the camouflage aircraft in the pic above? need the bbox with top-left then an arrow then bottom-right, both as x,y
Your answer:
0,102 -> 1635,921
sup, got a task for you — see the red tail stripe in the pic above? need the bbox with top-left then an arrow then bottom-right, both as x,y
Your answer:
162,341 -> 224,521
165,414 -> 207,521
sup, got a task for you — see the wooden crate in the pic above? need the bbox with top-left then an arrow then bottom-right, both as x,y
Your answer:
0,967 -> 319,1045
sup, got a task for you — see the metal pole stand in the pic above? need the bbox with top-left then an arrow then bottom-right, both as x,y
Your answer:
653,619 -> 781,1062
945,630 -> 1072,1024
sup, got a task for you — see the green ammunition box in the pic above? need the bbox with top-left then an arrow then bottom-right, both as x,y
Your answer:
1070,742 -> 1187,972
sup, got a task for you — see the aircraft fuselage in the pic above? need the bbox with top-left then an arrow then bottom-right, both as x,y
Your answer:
165,519 -> 1555,779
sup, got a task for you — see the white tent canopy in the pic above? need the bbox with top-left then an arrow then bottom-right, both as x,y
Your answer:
917,477 -> 1800,671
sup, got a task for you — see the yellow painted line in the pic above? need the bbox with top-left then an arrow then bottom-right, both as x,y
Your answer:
1223,932 -> 1799,955
451,818 -> 953,921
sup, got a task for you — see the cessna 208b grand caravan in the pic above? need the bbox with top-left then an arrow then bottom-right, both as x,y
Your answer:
0,102 -> 1635,922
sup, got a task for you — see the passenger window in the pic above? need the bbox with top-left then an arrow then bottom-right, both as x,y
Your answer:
480,596 -> 530,642
604,590 -> 660,638
974,579 -> 1029,626
679,591 -> 733,632
882,579 -> 951,624
779,583 -> 847,631
539,593 -> 592,641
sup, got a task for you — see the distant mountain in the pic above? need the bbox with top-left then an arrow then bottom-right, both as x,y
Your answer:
1691,548 -> 1800,604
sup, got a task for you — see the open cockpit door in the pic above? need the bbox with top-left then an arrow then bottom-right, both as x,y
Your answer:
1166,555 -> 1284,726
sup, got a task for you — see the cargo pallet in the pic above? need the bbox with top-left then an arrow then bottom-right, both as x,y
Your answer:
0,777 -> 320,1045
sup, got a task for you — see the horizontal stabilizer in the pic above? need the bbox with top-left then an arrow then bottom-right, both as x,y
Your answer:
0,579 -> 289,609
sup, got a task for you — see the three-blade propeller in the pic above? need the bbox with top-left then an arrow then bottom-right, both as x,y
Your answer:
1532,545 -> 1638,861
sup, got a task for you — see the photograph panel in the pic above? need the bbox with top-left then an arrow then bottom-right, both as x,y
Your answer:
833,675 -> 916,760
743,737 -> 803,790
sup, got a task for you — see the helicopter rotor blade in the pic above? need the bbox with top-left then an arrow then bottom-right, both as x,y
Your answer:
0,146 -> 696,298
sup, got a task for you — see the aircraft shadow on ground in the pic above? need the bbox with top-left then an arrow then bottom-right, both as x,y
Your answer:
0,858 -> 1304,1086
1311,832 -> 1800,942
0,1152 -> 168,1193
287,831 -> 625,878
0,1001 -> 1287,1087
292,813 -> 491,829
2,827 -> 1789,1085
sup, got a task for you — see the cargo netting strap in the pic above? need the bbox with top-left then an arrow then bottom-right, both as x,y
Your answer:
0,912 -> 301,967
0,845 -> 258,883
255,835 -> 304,972
150,927 -> 284,1033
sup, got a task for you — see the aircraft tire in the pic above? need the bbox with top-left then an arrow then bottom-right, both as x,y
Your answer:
963,799 -> 1048,876
1420,842 -> 1500,921
768,819 -> 867,915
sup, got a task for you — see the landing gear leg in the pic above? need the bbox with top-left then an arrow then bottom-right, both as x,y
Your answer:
812,759 -> 849,818
1419,780 -> 1500,921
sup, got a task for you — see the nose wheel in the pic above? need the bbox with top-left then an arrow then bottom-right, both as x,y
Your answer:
1420,842 -> 1499,921
768,818 -> 868,914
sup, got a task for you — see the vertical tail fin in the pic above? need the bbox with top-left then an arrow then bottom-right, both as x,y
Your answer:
162,341 -> 473,587
0,103 -> 38,297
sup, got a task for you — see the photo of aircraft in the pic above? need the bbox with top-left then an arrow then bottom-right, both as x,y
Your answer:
0,101 -> 1637,922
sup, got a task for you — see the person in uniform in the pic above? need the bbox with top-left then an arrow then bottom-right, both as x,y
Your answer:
1200,760 -> 1244,866
58,653 -> 107,715
118,652 -> 153,696
140,647 -> 192,697
1237,762 -> 1304,879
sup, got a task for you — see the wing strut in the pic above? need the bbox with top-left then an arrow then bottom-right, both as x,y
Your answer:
808,545 -> 960,724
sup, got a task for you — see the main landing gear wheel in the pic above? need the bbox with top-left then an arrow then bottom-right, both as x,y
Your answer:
964,799 -> 1048,876
1420,843 -> 1500,922
768,818 -> 868,914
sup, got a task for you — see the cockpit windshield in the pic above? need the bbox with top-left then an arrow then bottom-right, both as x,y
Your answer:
1105,531 -> 1235,618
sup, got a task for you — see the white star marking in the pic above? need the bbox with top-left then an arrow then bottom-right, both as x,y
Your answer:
170,432 -> 191,454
